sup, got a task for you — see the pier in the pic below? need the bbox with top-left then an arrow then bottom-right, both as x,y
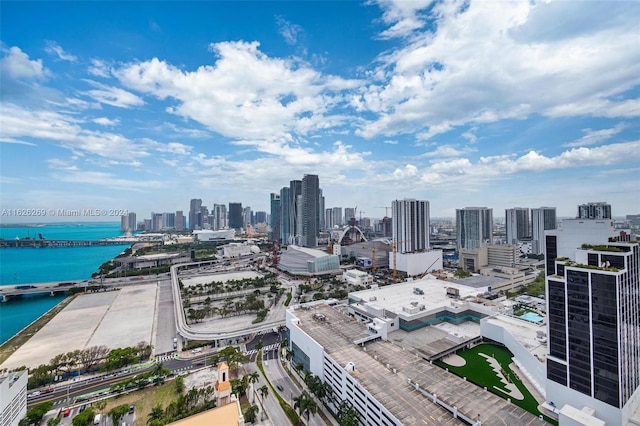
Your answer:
0,239 -> 132,248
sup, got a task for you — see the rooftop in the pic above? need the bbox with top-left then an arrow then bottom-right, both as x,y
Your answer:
483,315 -> 547,362
286,245 -> 333,258
349,276 -> 490,317
292,304 -> 545,426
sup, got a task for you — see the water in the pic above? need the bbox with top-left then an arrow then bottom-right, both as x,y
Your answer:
520,312 -> 544,323
0,222 -> 131,345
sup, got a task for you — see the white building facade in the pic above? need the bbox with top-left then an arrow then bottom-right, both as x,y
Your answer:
0,371 -> 27,426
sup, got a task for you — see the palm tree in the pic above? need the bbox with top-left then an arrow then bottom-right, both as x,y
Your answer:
293,391 -> 317,421
258,385 -> 269,399
247,371 -> 260,386
147,405 -> 164,426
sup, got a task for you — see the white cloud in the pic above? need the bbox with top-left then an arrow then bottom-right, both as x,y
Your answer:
564,123 -> 627,147
92,117 -> 120,126
88,59 -> 111,78
115,41 -> 359,144
461,130 -> 477,143
82,81 -> 144,108
421,145 -> 476,158
0,104 -> 149,159
372,0 -> 434,39
52,170 -> 162,191
44,41 -> 77,62
383,140 -> 398,145
0,137 -> 36,146
357,1 -> 640,139
0,46 -> 49,80
276,16 -> 303,45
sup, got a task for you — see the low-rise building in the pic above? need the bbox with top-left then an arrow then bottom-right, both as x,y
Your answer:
343,269 -> 373,288
278,245 -> 340,276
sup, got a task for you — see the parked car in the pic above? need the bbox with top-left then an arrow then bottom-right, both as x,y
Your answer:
129,405 -> 135,415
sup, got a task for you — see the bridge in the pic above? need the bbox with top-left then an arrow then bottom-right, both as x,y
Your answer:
0,282 -> 80,302
0,239 -> 132,248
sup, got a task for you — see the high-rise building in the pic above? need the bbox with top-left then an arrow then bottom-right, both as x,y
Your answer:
318,189 -> 325,231
391,199 -> 430,254
505,207 -> 530,244
162,212 -> 175,230
212,204 -> 227,230
255,211 -> 267,224
325,208 -> 333,229
151,212 -> 163,232
456,207 -> 493,251
188,198 -> 202,231
242,206 -> 253,227
544,217 -> 639,426
228,203 -> 243,230
120,212 -> 136,232
0,370 -> 27,426
531,207 -> 556,255
382,216 -> 392,238
279,187 -> 290,244
578,202 -> 612,220
269,193 -> 280,242
301,174 -> 320,247
289,180 -> 302,244
332,207 -> 343,227
175,211 -> 185,231
344,207 -> 356,225
200,206 -> 209,228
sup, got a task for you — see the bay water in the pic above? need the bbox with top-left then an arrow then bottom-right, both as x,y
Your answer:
0,222 -> 131,345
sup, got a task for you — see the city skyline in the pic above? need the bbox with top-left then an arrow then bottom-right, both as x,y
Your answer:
1,1 -> 639,222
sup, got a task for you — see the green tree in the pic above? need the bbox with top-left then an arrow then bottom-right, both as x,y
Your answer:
94,400 -> 107,413
243,405 -> 259,424
71,408 -> 95,426
258,385 -> 269,399
337,401 -> 360,426
25,401 -> 53,425
47,417 -> 61,426
107,405 -> 129,426
174,375 -> 184,394
147,405 -> 164,426
293,391 -> 317,421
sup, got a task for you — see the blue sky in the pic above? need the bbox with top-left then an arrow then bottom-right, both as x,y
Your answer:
1,0 -> 639,223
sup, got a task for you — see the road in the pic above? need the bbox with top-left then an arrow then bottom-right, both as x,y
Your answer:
153,277 -> 178,355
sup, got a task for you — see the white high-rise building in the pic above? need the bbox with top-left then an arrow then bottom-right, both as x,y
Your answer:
456,207 -> 493,251
212,204 -> 227,230
391,199 -> 430,254
505,207 -> 530,245
532,207 -> 556,255
544,218 -> 640,426
578,202 -> 612,220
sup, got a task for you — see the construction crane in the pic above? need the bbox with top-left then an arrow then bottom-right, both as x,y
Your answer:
376,206 -> 391,217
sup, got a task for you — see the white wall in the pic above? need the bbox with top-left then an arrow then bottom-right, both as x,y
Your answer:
546,380 -> 621,426
395,250 -> 443,276
480,317 -> 546,396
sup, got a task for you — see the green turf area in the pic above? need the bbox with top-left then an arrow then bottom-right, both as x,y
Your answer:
435,343 -> 556,425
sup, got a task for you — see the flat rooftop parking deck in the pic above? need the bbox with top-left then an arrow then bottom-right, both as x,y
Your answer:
1,284 -> 158,369
293,304 -> 546,426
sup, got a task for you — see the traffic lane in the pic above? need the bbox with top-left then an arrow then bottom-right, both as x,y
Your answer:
244,363 -> 290,426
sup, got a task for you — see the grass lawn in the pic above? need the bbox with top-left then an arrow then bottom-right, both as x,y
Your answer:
436,343 -> 549,421
102,381 -> 179,426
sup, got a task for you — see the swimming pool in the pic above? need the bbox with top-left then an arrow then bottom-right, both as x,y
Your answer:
520,312 -> 544,323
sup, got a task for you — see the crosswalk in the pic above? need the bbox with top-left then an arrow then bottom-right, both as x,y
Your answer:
155,353 -> 178,363
244,343 -> 280,356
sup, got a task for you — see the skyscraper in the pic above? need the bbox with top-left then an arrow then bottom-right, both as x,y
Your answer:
120,212 -> 136,232
332,207 -> 343,227
301,174 -> 319,247
531,207 -> 556,255
545,217 -> 639,426
289,180 -> 302,244
578,202 -> 612,219
188,198 -> 202,231
228,202 -> 243,230
242,206 -> 253,227
391,199 -> 430,253
151,212 -> 163,232
279,187 -> 290,244
175,211 -> 185,231
270,193 -> 280,242
212,204 -> 227,230
344,207 -> 356,225
162,212 -> 175,230
505,207 -> 530,244
456,207 -> 493,250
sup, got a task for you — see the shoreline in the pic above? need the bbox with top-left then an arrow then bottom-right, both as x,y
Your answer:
0,294 -> 76,367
